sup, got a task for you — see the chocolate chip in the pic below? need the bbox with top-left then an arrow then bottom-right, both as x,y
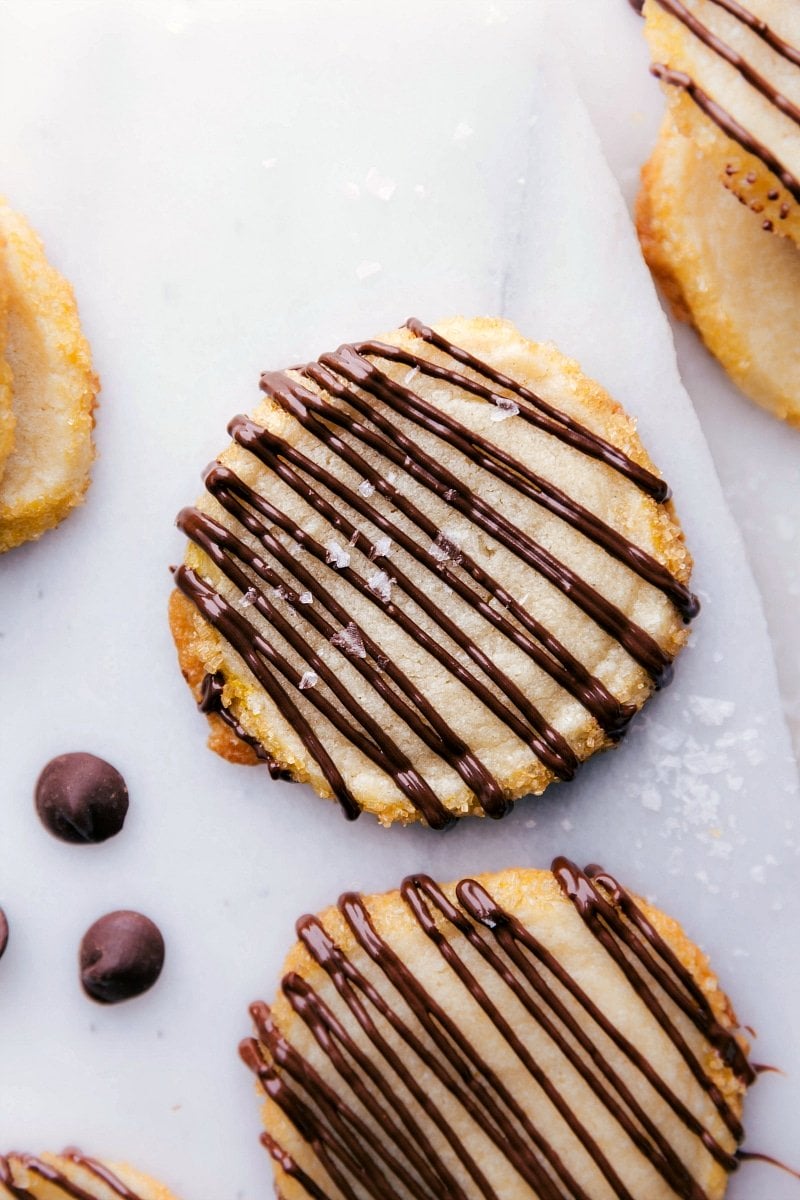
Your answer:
35,753 -> 129,844
0,909 -> 8,960
80,911 -> 165,1003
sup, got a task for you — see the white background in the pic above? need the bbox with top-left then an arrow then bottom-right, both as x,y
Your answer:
0,2 -> 798,1197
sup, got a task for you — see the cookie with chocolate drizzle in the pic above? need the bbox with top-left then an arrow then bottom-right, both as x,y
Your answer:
240,860 -> 756,1200
0,1149 -> 181,1200
638,115 -> 800,425
170,317 -> 695,827
640,0 -> 800,247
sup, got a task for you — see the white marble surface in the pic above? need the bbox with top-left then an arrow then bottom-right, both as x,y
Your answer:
0,2 -> 798,1197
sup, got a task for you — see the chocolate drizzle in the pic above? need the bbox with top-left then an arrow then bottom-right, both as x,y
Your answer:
241,860 -> 755,1200
0,1151 -> 143,1199
199,671 -> 292,780
647,0 -> 800,203
176,320 -> 696,824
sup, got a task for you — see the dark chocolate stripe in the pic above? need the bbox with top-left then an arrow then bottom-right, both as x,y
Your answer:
401,319 -> 670,501
248,375 -> 631,733
296,351 -> 680,675
242,861 -> 750,1200
229,411 -> 579,779
647,0 -> 800,203
178,322 -> 694,822
182,499 -> 512,817
652,64 -> 800,201
0,1153 -> 143,1200
199,671 -> 292,778
654,0 -> 800,126
345,342 -> 697,618
707,0 -> 800,68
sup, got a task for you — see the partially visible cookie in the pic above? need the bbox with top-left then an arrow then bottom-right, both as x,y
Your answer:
642,0 -> 800,247
0,200 -> 98,554
171,316 -> 696,828
638,115 -> 800,424
241,860 -> 753,1200
0,1150 -> 181,1199
0,242 -> 14,484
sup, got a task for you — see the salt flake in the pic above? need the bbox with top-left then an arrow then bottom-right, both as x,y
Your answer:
490,394 -> 519,422
299,671 -> 318,691
326,540 -> 351,569
358,480 -> 375,498
429,532 -> 462,567
367,571 -> 393,602
365,167 -> 396,201
355,260 -> 382,281
239,587 -> 258,608
687,695 -> 736,727
330,622 -> 366,659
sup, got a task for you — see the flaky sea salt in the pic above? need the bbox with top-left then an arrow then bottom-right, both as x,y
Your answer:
372,536 -> 392,559
331,622 -> 366,659
490,394 -> 519,422
298,670 -> 318,691
358,480 -> 375,498
640,787 -> 662,813
429,532 -> 462,567
239,587 -> 258,608
298,591 -> 313,605
355,260 -> 382,281
365,167 -> 396,201
403,367 -> 419,387
687,695 -> 736,727
367,571 -> 393,603
326,540 -> 350,569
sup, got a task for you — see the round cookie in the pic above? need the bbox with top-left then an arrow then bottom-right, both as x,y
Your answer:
0,1150 -> 181,1199
240,860 -> 753,1200
171,316 -> 696,827
637,115 -> 800,424
641,0 -> 800,247
0,200 -> 98,554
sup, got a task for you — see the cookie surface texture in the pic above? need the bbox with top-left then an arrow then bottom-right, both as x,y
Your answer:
638,116 -> 800,424
241,860 -> 752,1200
171,317 -> 696,827
0,1150 -> 181,1200
642,0 -> 800,247
0,200 -> 98,553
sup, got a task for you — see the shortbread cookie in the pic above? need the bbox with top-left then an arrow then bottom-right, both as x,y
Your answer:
0,1150 -> 180,1199
171,317 -> 696,827
0,249 -> 14,483
241,860 -> 753,1200
638,116 -> 800,424
642,0 -> 800,247
0,200 -> 98,554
